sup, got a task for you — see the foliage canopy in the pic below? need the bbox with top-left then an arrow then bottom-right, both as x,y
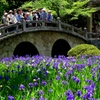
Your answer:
21,0 -> 97,20
0,0 -> 8,23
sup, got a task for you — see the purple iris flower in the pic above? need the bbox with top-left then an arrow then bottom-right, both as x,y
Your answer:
62,81 -> 68,85
85,79 -> 93,84
39,96 -> 44,100
82,92 -> 92,99
41,81 -> 47,86
17,65 -> 20,69
38,90 -> 44,95
98,74 -> 100,81
64,90 -> 73,97
30,98 -> 36,100
65,90 -> 74,100
56,75 -> 60,80
8,95 -> 14,100
66,95 -> 74,100
4,76 -> 10,81
44,70 -> 49,75
65,70 -> 73,78
72,76 -> 80,83
29,83 -> 34,88
19,84 -> 25,90
77,90 -> 82,97
0,75 -> 3,79
48,89 -> 53,93
34,82 -> 38,86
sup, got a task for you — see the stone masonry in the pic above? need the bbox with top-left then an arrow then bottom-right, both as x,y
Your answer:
0,31 -> 86,58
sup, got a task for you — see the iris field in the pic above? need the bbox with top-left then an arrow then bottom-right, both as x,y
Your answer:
0,55 -> 100,100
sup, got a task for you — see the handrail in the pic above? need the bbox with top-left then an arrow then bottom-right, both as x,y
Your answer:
86,32 -> 100,39
0,19 -> 88,40
61,22 -> 86,36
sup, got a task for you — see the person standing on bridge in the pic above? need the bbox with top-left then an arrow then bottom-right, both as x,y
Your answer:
8,10 -> 18,24
1,10 -> 7,25
2,13 -> 10,33
47,10 -> 53,21
32,10 -> 38,27
2,13 -> 10,26
36,9 -> 40,20
26,12 -> 32,27
16,10 -> 23,23
13,9 -> 18,17
41,8 -> 47,21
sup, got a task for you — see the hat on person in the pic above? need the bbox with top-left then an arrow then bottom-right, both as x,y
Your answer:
4,13 -> 8,15
42,8 -> 46,11
36,9 -> 38,11
32,10 -> 36,13
14,9 -> 16,11
9,10 -> 13,12
48,10 -> 51,13
26,12 -> 30,15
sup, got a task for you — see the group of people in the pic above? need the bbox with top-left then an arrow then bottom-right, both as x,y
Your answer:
1,8 -> 53,26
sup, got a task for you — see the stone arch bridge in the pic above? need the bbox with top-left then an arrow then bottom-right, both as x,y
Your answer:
0,19 -> 96,58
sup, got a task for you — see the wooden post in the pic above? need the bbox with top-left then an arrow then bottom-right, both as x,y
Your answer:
87,1 -> 92,32
57,17 -> 61,30
87,15 -> 92,32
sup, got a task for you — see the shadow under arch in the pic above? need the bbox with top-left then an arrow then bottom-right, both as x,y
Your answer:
51,39 -> 71,57
13,41 -> 39,57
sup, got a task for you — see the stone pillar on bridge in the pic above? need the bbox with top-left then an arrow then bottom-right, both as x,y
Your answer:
57,17 -> 62,30
22,18 -> 26,31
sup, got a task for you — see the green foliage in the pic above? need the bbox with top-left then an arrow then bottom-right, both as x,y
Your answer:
21,0 -> 97,20
68,44 -> 100,57
0,0 -> 8,22
20,1 -> 34,10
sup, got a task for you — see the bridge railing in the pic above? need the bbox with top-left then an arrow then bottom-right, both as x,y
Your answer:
0,19 -> 87,40
60,22 -> 86,37
86,32 -> 100,39
23,20 -> 58,30
0,22 -> 22,37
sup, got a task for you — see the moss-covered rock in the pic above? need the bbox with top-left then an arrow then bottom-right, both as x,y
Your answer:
68,44 -> 100,57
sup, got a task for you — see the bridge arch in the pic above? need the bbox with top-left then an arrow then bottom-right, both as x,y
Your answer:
0,31 -> 86,58
13,41 -> 39,57
51,39 -> 71,57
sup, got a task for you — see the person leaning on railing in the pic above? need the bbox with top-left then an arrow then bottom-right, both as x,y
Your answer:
32,10 -> 38,27
47,10 -> 53,21
2,13 -> 10,26
16,10 -> 23,23
8,10 -> 18,32
2,12 -> 10,33
8,10 -> 17,24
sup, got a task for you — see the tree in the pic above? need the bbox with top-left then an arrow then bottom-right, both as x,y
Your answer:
6,0 -> 33,9
0,0 -> 8,23
21,0 -> 97,21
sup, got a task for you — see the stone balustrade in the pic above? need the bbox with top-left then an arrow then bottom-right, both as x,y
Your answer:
0,19 -> 87,41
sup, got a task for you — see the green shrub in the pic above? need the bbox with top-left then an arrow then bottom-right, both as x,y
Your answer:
68,44 -> 100,57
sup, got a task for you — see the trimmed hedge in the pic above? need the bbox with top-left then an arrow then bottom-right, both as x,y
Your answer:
68,44 -> 100,57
